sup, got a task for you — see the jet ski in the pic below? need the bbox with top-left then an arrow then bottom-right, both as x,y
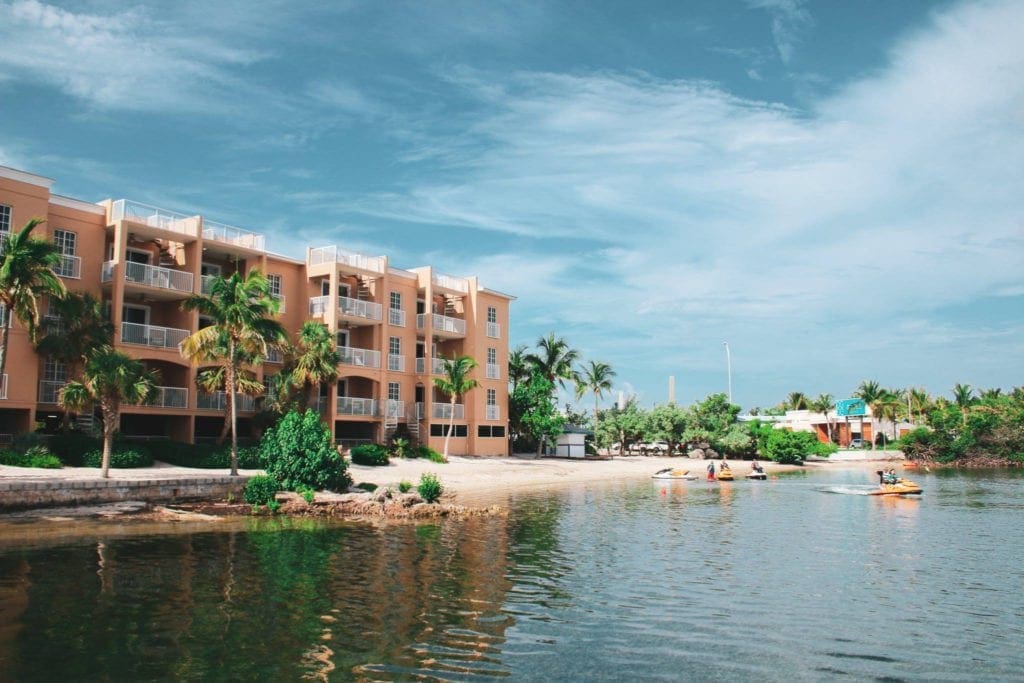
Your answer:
869,475 -> 923,495
717,468 -> 734,481
652,468 -> 698,480
746,470 -> 767,480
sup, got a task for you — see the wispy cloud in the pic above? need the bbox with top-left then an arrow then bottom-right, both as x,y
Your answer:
747,0 -> 814,64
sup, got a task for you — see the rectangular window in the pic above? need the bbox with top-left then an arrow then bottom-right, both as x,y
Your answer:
267,274 -> 282,296
487,306 -> 497,323
0,204 -> 10,234
388,382 -> 400,401
53,229 -> 76,256
478,426 -> 506,438
485,306 -> 500,338
52,229 -> 80,278
390,291 -> 402,310
389,336 -> 401,356
43,357 -> 67,383
487,347 -> 496,364
487,388 -> 496,406
430,424 -> 467,437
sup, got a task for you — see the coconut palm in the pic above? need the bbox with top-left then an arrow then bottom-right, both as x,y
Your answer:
433,355 -> 479,458
979,387 -> 1003,401
525,333 -> 580,391
810,393 -> 835,443
877,389 -> 903,442
35,292 -> 113,431
196,365 -> 265,444
0,218 -> 67,380
575,360 -> 616,421
508,344 -> 531,393
291,321 -> 340,409
181,270 -> 286,475
952,383 -> 975,426
909,387 -> 931,423
786,392 -> 809,410
59,347 -> 158,478
855,380 -> 886,449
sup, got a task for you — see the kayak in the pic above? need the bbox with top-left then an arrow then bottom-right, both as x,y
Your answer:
868,478 -> 923,495
652,468 -> 698,480
746,471 -> 767,480
717,469 -> 734,481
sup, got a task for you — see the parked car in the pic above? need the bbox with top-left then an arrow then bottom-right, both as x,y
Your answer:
848,438 -> 865,448
638,441 -> 670,455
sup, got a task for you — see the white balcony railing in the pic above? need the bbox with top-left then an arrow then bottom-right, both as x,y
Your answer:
101,261 -> 114,283
38,380 -> 66,404
416,313 -> 466,336
202,220 -> 265,251
433,272 -> 469,293
338,346 -> 381,369
432,403 -> 465,420
486,404 -> 501,420
415,402 -> 425,420
389,308 -> 406,326
417,357 -> 445,374
415,357 -> 425,374
121,321 -> 189,350
308,246 -> 386,274
201,274 -> 216,294
197,392 -> 256,412
0,374 -> 6,400
339,296 -> 382,322
266,348 -> 284,364
388,354 -> 405,372
486,322 -> 501,338
337,396 -> 377,416
121,261 -> 194,293
54,255 -> 82,279
309,295 -> 329,316
486,363 -> 500,379
153,386 -> 188,409
385,399 -> 405,418
110,199 -> 199,237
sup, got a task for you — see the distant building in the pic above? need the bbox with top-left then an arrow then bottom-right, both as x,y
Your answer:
739,409 -> 914,446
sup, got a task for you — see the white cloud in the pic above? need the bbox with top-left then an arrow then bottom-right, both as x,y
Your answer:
747,0 -> 814,64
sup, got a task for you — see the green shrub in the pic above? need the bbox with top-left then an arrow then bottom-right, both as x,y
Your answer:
0,449 -> 22,465
0,448 -> 62,468
350,443 -> 389,466
809,441 -> 838,458
83,448 -> 153,469
355,482 -> 378,492
418,473 -> 443,503
759,430 -> 817,465
244,474 -> 279,506
389,437 -> 411,459
12,432 -> 48,454
261,410 -> 351,491
415,445 -> 447,463
48,432 -> 102,466
398,480 -> 412,493
295,485 -> 316,503
148,441 -> 266,469
267,499 -> 280,514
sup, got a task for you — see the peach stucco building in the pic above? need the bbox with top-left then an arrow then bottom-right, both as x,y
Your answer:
0,165 -> 512,456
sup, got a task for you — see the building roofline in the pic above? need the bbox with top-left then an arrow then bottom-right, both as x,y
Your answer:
0,165 -> 55,189
49,194 -> 106,215
479,287 -> 516,300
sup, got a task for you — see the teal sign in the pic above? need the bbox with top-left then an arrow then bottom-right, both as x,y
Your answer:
836,398 -> 867,417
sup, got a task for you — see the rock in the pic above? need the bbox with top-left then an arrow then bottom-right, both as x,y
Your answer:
705,448 -> 719,459
397,492 -> 424,507
372,487 -> 392,503
688,448 -> 705,459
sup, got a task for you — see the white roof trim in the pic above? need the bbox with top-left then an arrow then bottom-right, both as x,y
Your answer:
387,266 -> 417,280
0,165 -> 55,189
49,194 -> 106,215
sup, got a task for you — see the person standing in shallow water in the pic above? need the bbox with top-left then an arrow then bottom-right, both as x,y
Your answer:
707,461 -> 716,480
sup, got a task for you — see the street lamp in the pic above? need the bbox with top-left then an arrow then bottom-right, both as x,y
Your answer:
722,341 -> 732,405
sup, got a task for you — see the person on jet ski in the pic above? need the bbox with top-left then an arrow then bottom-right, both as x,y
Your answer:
751,459 -> 764,473
719,460 -> 731,473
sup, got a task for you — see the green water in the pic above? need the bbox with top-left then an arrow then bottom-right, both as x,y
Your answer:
1,468 -> 1022,680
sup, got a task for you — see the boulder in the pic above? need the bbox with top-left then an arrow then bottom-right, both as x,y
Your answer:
372,487 -> 392,503
397,492 -> 424,507
688,448 -> 705,459
705,448 -> 719,459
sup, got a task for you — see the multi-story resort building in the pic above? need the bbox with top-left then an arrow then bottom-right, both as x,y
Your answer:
0,165 -> 512,456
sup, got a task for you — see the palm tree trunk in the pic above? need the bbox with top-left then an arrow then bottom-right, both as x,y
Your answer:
227,340 -> 238,476
443,395 -> 455,458
217,411 -> 231,445
0,312 -> 11,381
101,403 -> 116,479
594,391 -> 598,424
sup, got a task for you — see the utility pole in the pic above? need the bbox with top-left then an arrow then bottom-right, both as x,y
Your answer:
722,341 -> 732,404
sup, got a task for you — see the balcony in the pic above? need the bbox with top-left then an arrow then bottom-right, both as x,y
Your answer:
415,357 -> 446,375
339,296 -> 382,324
0,374 -> 6,399
486,363 -> 500,379
416,313 -> 466,338
389,308 -> 406,327
110,199 -> 199,238
54,255 -> 81,279
385,399 -> 405,418
121,322 -> 189,350
338,346 -> 381,369
104,260 -> 194,296
197,392 -> 256,412
415,402 -> 425,420
202,220 -> 265,251
201,274 -> 216,294
337,396 -> 378,416
153,386 -> 189,409
486,404 -> 501,420
432,403 -> 465,420
388,354 -> 405,372
433,272 -> 469,293
38,380 -> 65,404
486,321 -> 501,338
308,245 -> 385,274
266,348 -> 284,364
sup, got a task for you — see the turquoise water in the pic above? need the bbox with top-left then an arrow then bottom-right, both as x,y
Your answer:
0,468 -> 1022,680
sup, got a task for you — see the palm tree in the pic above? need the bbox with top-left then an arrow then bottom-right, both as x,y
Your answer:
508,344 -> 531,393
525,333 -> 580,391
0,218 -> 66,380
909,387 -> 931,424
35,292 -> 113,431
979,387 -> 1003,401
855,380 -> 885,449
878,389 -> 903,442
181,270 -> 286,475
786,392 -> 809,410
575,360 -> 616,422
810,393 -> 835,443
60,347 -> 158,478
196,365 -> 265,444
952,383 -> 975,426
290,321 -> 339,409
433,355 -> 479,458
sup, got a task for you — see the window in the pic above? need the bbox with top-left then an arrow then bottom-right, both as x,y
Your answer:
122,304 -> 150,325
431,423 -> 467,437
390,291 -> 402,310
267,274 -> 282,297
43,357 -> 67,383
487,348 -> 496,364
487,306 -> 497,323
388,382 -> 400,401
389,336 -> 401,355
487,388 -> 496,406
0,204 -> 10,234
53,229 -> 79,278
201,263 -> 221,277
486,306 -> 500,338
389,291 -> 405,326
478,425 -> 506,438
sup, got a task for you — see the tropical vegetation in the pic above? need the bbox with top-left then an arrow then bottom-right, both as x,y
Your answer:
433,354 -> 479,458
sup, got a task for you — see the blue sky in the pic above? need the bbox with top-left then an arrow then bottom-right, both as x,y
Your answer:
1,0 -> 1022,410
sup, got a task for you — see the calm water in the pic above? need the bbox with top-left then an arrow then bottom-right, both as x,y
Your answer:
1,468 -> 1022,681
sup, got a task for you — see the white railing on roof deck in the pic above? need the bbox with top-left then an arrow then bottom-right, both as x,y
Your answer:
337,396 -> 377,416
153,386 -> 188,409
202,220 -> 265,251
416,313 -> 466,335
338,346 -> 381,368
121,322 -> 189,350
308,246 -> 386,274
339,296 -> 382,321
0,374 -> 7,399
197,392 -> 256,412
122,261 -> 194,293
54,255 -> 81,279
432,403 -> 464,420
433,272 -> 469,293
110,199 -> 199,237
486,405 -> 501,420
389,308 -> 406,327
